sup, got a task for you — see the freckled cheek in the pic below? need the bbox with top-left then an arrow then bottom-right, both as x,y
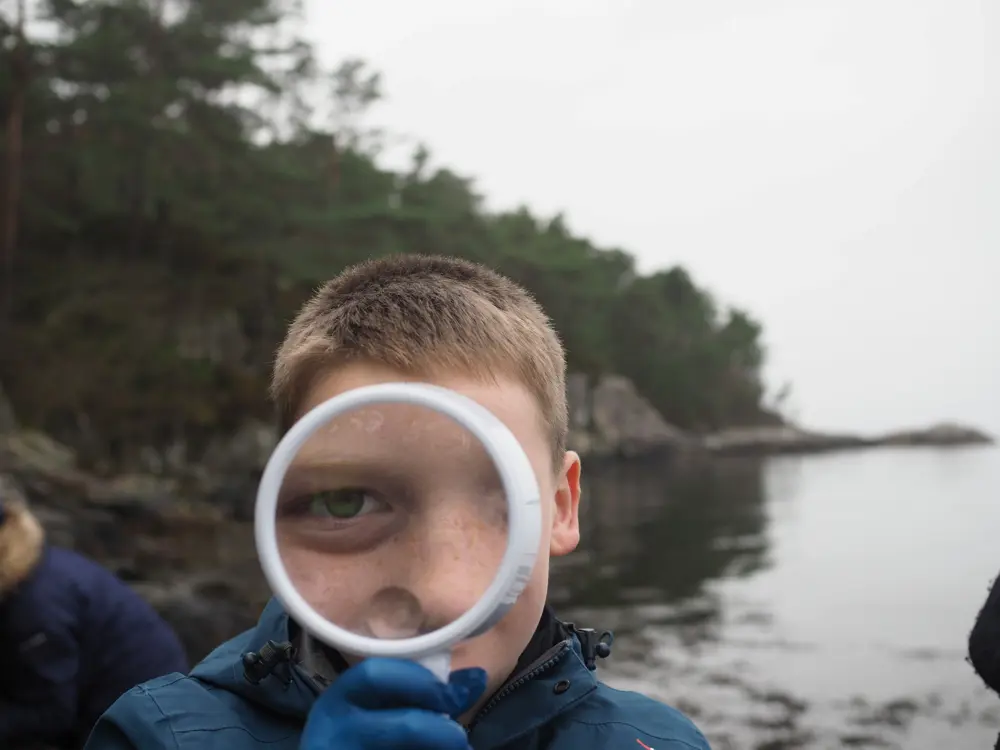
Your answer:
406,525 -> 507,626
281,547 -> 382,625
423,503 -> 508,579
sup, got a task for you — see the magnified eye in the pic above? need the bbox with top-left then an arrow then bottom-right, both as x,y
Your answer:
306,489 -> 385,519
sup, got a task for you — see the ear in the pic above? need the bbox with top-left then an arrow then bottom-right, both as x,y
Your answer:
550,451 -> 581,557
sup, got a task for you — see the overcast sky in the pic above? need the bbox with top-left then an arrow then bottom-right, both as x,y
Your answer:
303,0 -> 997,435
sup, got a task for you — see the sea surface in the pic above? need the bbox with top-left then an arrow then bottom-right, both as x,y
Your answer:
550,446 -> 1000,749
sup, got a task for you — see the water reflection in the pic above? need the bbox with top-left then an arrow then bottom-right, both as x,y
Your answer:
551,450 -> 1000,750
550,456 -> 770,634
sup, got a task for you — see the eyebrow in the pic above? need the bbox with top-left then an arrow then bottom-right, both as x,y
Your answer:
288,436 -> 505,483
283,458 -> 399,481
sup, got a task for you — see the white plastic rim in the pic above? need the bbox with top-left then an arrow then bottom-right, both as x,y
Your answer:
255,382 -> 543,661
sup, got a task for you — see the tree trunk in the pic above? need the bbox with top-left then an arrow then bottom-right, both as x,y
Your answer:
1,0 -> 27,319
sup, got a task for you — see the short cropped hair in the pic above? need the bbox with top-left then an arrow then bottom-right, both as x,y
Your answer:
271,255 -> 568,462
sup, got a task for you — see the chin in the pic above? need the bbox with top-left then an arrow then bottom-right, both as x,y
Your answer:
450,634 -> 513,725
450,613 -> 541,688
449,631 -> 508,676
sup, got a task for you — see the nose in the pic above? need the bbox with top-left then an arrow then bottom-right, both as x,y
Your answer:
361,586 -> 426,638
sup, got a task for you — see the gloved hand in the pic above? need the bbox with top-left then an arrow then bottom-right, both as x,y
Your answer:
301,657 -> 488,750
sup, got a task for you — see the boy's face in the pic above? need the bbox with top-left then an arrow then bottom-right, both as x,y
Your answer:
282,361 -> 581,716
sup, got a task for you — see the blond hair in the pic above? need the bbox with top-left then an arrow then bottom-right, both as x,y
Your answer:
271,255 -> 568,462
0,482 -> 45,596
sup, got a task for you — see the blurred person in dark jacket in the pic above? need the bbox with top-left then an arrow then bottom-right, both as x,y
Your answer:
970,569 -> 1000,749
0,488 -> 190,749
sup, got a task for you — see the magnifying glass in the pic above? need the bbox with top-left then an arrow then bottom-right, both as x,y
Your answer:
255,382 -> 543,682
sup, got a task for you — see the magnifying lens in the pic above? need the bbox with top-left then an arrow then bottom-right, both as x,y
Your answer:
255,383 -> 542,682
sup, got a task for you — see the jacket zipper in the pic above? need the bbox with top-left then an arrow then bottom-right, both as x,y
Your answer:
467,644 -> 570,731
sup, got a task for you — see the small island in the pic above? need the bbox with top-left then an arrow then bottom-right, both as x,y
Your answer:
702,421 -> 994,458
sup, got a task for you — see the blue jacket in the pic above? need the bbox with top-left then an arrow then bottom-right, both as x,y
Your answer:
83,599 -> 711,750
0,500 -> 189,749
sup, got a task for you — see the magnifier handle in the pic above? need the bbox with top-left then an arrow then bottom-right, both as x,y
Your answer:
416,651 -> 452,683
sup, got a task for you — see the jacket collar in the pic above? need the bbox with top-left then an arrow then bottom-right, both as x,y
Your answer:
190,598 -> 604,743
467,635 -> 599,749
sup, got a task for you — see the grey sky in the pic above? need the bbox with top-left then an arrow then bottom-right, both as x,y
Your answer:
306,0 -> 997,435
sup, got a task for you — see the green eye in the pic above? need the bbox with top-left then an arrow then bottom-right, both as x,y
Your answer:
308,489 -> 373,519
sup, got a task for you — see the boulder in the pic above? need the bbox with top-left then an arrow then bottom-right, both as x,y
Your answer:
200,419 -> 277,474
568,374 -> 694,458
0,429 -> 79,477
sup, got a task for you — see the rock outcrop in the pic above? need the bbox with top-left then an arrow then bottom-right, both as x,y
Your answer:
567,374 -> 695,459
3,371 -> 993,471
565,376 -> 994,458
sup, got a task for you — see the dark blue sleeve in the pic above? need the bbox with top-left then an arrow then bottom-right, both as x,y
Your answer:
0,606 -> 80,744
82,685 -> 177,750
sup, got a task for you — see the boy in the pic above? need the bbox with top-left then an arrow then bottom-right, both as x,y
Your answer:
83,255 -> 711,750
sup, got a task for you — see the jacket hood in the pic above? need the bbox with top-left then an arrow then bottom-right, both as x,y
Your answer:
189,599 -> 316,718
0,488 -> 45,596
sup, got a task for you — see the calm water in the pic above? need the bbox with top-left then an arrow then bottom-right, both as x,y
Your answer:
550,446 -> 1000,750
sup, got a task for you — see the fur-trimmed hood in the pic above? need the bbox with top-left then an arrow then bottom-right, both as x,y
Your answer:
0,489 -> 45,596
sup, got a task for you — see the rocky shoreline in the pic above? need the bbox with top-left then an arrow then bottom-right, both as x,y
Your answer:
0,374 -> 994,664
1,373 -> 993,471
564,374 -> 994,460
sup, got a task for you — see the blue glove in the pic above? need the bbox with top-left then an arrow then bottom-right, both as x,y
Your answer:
301,657 -> 488,750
